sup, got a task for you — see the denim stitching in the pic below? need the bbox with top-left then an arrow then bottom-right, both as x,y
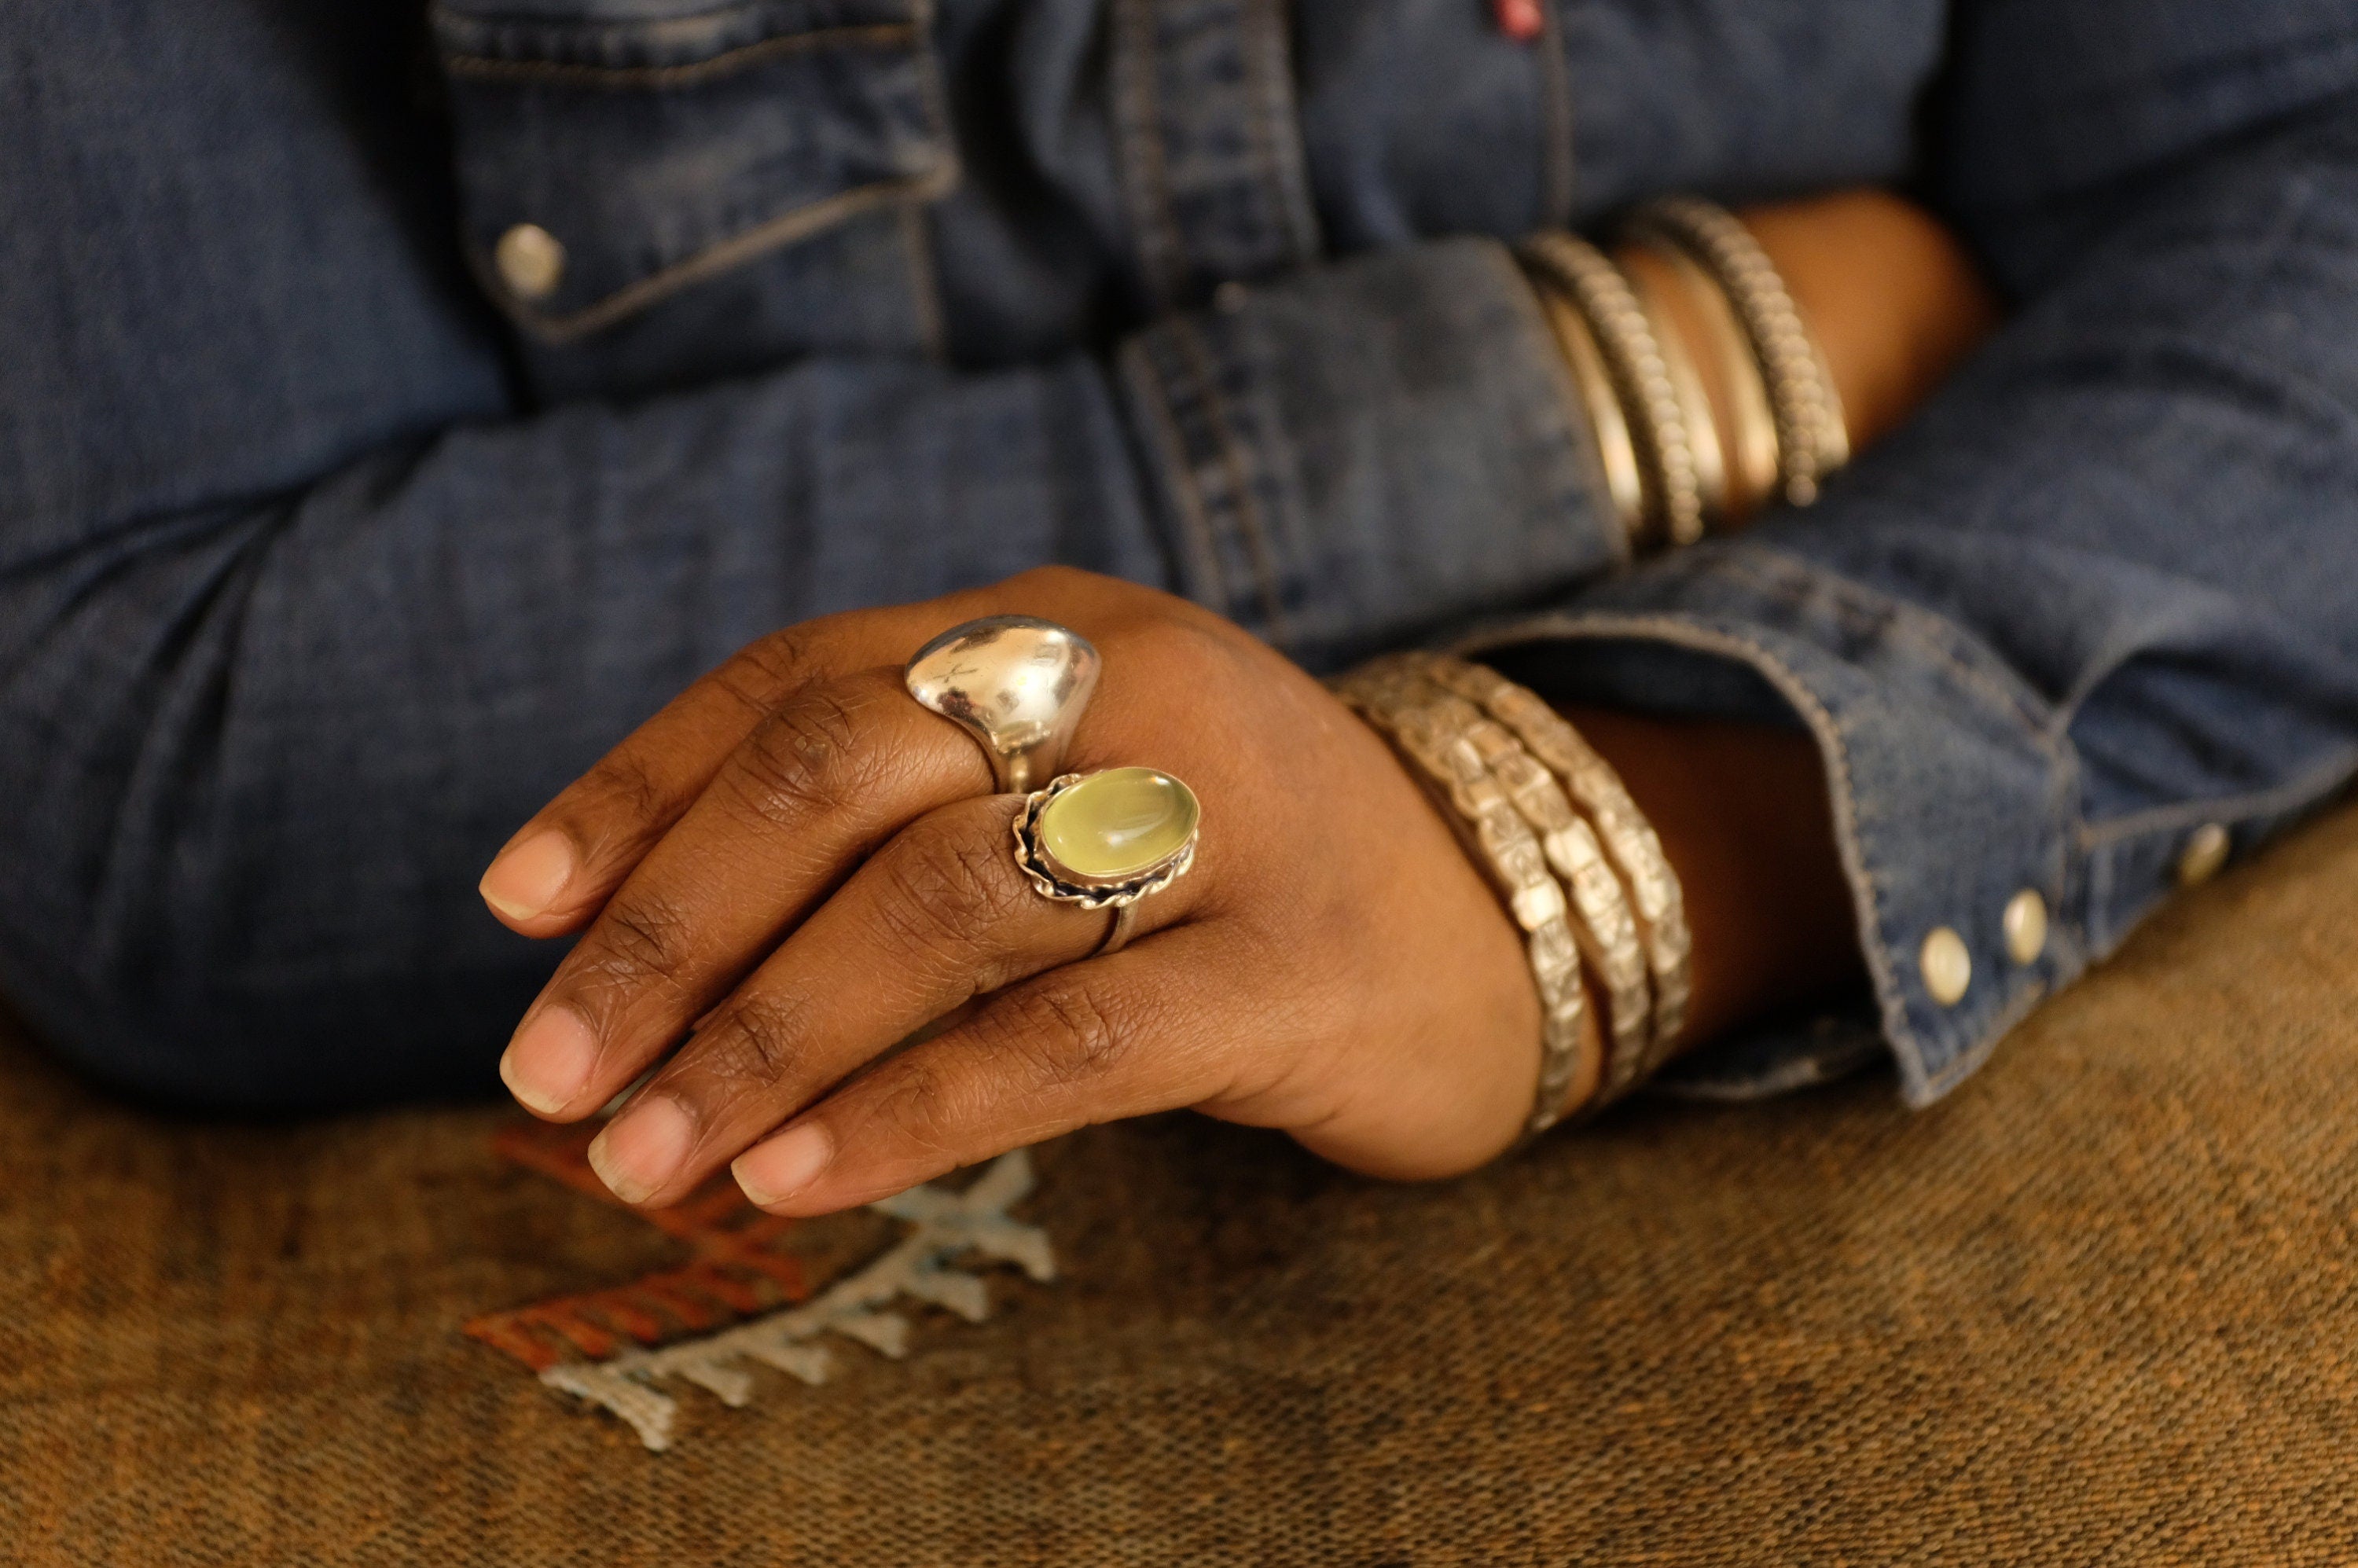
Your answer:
1712,548 -> 2062,745
442,23 -> 916,90
475,164 -> 957,343
1237,0 -> 1323,266
1168,316 -> 1291,644
898,204 -> 946,361
1111,0 -> 1188,310
2077,750 -> 2358,846
1116,335 -> 1234,616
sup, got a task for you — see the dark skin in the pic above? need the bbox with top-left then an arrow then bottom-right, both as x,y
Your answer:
480,189 -> 1997,1212
1603,190 -> 2001,1050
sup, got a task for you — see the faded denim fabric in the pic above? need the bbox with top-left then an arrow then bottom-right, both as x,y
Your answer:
1,0 -> 2353,1111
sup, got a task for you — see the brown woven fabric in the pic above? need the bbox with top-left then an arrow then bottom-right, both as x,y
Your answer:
5,810 -> 2357,1566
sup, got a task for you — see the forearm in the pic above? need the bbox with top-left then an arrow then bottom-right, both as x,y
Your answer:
1475,92 -> 2358,1096
1,243 -> 1637,1106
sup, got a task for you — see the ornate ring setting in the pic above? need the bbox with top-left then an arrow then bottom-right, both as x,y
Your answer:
905,616 -> 1100,795
1012,768 -> 1201,957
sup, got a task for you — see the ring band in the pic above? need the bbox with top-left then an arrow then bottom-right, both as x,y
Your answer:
905,616 -> 1100,795
1012,769 -> 1201,952
1093,903 -> 1142,959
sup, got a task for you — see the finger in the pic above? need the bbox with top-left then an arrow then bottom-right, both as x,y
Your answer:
476,610 -> 935,936
581,792 -> 1207,1206
728,928 -> 1255,1216
498,664 -> 997,1120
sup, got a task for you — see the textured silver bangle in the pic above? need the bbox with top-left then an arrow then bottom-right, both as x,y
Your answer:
1520,233 -> 1706,550
1415,654 -> 1693,1072
1333,666 -> 1600,1133
1456,702 -> 1654,1093
1626,196 -> 1849,507
1351,658 -> 1653,1093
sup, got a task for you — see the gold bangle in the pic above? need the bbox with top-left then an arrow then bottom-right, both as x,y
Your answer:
1520,233 -> 1706,549
1627,196 -> 1849,507
1533,282 -> 1647,545
1647,241 -> 1781,523
1413,655 -> 1692,1070
1332,666 -> 1601,1130
1625,255 -> 1730,531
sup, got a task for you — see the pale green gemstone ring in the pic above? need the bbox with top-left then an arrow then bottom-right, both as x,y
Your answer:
1012,767 -> 1202,956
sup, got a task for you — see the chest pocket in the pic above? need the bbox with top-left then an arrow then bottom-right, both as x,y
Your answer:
434,0 -> 957,398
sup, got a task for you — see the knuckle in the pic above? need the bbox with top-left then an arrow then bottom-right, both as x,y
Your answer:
727,685 -> 876,827
574,892 -> 696,998
711,630 -> 817,719
871,824 -> 1031,970
567,753 -> 670,846
866,1051 -> 974,1150
692,990 -> 813,1089
986,978 -> 1136,1093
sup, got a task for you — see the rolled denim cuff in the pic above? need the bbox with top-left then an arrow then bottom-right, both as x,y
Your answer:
1455,543 -> 2352,1107
1115,236 -> 1627,670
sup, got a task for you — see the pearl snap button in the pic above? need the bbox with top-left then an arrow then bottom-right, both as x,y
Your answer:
1920,927 -> 1972,1006
2176,822 -> 2230,888
494,222 -> 566,300
2002,890 -> 2048,966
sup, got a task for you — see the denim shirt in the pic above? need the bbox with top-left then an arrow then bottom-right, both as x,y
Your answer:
2,0 -> 2355,1110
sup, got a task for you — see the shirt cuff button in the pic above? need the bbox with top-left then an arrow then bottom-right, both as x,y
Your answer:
1920,926 -> 1972,1007
2002,889 -> 2048,966
2176,822 -> 2231,888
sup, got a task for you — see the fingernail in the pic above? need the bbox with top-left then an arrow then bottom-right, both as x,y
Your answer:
499,1005 -> 598,1115
588,1096 -> 692,1206
480,829 -> 575,922
733,1124 -> 833,1209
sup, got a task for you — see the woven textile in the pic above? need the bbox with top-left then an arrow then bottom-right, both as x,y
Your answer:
4,810 -> 2356,1566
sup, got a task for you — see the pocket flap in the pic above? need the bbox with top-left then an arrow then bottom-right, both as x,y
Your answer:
434,0 -> 955,342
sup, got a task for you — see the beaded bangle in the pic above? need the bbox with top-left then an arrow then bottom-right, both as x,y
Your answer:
1519,233 -> 1706,549
1531,281 -> 1647,544
1333,664 -> 1600,1132
1625,257 -> 1730,531
1413,655 -> 1693,1070
1627,196 -> 1849,507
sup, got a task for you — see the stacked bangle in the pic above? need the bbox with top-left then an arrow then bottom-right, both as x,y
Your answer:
1520,196 -> 1849,547
1418,655 -> 1692,1065
1334,659 -> 1600,1130
1334,653 -> 1694,1132
1646,242 -> 1782,523
1519,232 -> 1706,551
1532,281 -> 1646,543
1625,196 -> 1850,507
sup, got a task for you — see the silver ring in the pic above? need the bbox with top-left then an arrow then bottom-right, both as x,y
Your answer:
1093,903 -> 1142,959
1012,769 -> 1201,952
905,616 -> 1100,795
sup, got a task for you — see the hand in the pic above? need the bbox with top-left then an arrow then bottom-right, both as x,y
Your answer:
479,567 -> 1547,1214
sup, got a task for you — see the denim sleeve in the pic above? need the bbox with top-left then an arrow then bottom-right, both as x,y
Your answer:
1460,88 -> 2358,1105
0,230 -> 1614,1107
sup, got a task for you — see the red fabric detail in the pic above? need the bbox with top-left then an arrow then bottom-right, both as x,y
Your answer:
1494,0 -> 1544,42
463,1118 -> 814,1372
